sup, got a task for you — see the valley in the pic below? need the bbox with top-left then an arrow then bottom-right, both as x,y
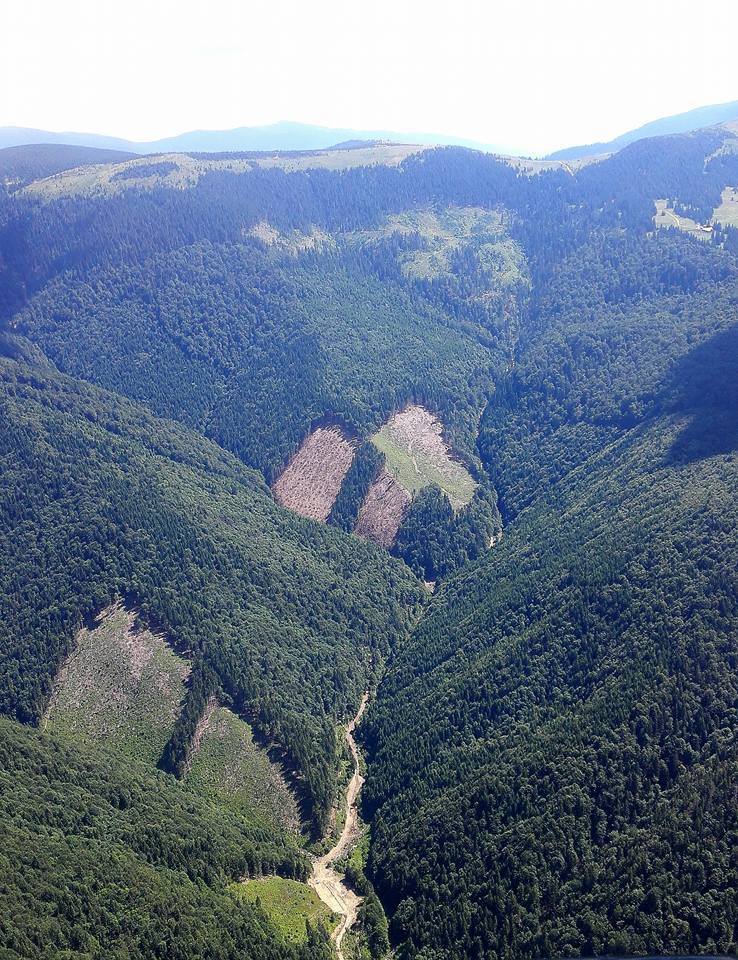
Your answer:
308,694 -> 369,960
2,112 -> 738,960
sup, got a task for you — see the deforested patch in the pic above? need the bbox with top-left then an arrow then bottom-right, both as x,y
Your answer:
371,404 -> 477,510
354,469 -> 411,547
272,424 -> 358,521
186,704 -> 302,834
43,600 -> 190,765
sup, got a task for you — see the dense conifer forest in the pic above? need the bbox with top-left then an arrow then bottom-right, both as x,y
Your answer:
2,125 -> 738,958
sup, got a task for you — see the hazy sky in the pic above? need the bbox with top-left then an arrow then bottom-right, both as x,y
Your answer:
4,0 -> 738,155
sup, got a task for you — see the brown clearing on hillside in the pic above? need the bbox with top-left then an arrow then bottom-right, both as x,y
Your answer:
273,425 -> 357,521
353,469 -> 411,547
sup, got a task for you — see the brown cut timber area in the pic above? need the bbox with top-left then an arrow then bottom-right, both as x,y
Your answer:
354,468 -> 411,547
272,425 -> 357,521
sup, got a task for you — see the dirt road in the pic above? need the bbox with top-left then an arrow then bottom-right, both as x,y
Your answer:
309,692 -> 369,959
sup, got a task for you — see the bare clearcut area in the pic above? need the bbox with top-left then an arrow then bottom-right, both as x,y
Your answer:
186,703 -> 301,835
371,404 -> 477,511
43,600 -> 189,764
354,469 -> 411,547
272,425 -> 357,521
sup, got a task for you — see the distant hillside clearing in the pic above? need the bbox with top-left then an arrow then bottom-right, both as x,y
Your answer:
43,600 -> 189,764
353,469 -> 411,547
186,702 -> 302,835
273,425 -> 357,521
371,404 -> 476,510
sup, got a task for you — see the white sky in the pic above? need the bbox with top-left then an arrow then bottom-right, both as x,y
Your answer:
4,0 -> 738,155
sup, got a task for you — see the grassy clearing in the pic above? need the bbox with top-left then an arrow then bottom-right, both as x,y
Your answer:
187,705 -> 301,835
43,601 -> 189,765
712,186 -> 738,227
353,205 -> 527,287
233,877 -> 337,943
498,155 -> 604,175
653,199 -> 712,240
256,143 -> 427,172
23,145 -> 427,200
371,405 -> 476,510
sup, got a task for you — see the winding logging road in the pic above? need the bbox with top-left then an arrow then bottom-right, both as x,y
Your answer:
308,692 -> 369,959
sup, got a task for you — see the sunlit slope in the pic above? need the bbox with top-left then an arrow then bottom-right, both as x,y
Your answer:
43,601 -> 189,764
0,717 -> 326,960
0,355 -> 422,835
365,405 -> 738,959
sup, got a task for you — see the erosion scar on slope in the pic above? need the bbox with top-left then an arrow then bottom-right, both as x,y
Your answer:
309,692 -> 369,960
272,425 -> 357,521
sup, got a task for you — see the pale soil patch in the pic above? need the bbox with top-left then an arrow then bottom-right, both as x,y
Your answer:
350,205 -> 528,289
371,404 -> 477,510
497,154 -> 605,175
273,425 -> 358,521
187,703 -> 301,835
247,221 -> 335,254
43,600 -> 189,765
353,468 -> 411,547
255,143 -> 428,172
23,145 -> 429,200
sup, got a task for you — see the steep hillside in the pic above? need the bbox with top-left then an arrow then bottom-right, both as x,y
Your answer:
43,600 -> 190,765
0,717 -> 329,960
187,703 -> 302,834
365,403 -> 738,958
0,356 -> 422,835
273,425 -> 358,521
3,124 -> 738,960
362,221 -> 738,956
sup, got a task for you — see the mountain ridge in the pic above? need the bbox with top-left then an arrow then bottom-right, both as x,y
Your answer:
0,119 -> 509,156
547,98 -> 738,160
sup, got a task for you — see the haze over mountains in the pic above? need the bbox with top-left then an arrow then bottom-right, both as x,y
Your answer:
3,97 -> 738,160
547,97 -> 738,159
0,119 -> 505,156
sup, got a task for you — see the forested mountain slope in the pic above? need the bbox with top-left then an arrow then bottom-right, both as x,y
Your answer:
0,717 -> 331,960
2,122 -> 738,960
0,357 -> 421,835
361,249 -> 738,956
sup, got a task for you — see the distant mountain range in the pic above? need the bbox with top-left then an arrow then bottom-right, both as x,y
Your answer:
547,98 -> 738,160
0,120 -> 508,156
3,98 -> 738,163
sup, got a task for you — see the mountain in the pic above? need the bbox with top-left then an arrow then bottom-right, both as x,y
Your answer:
2,119 -> 738,959
0,119 -> 508,155
548,97 -> 738,159
0,142 -> 136,187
